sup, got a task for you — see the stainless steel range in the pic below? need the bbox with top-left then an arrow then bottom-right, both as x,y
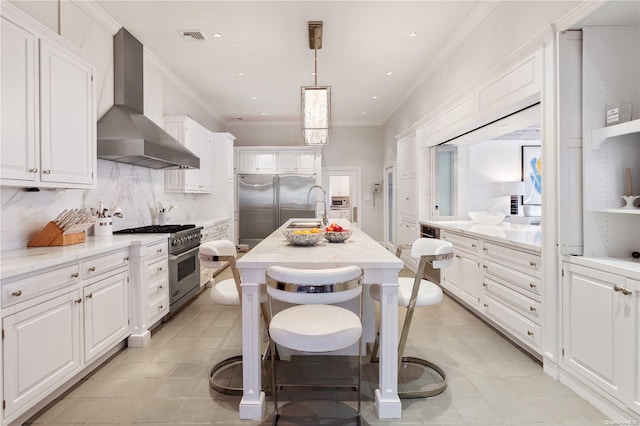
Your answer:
114,224 -> 202,312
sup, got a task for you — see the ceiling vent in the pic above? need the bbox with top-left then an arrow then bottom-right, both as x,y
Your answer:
178,30 -> 209,42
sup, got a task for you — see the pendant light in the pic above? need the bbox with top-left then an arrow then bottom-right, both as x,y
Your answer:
302,21 -> 330,145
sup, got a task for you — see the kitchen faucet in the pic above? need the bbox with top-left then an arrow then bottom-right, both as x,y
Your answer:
307,185 -> 328,226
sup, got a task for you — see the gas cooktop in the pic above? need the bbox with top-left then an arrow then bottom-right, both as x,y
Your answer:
114,224 -> 196,234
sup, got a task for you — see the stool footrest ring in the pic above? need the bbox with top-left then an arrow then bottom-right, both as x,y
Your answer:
398,356 -> 447,399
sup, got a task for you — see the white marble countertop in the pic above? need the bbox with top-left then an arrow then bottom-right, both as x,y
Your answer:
421,220 -> 542,253
0,234 -> 168,280
237,218 -> 403,270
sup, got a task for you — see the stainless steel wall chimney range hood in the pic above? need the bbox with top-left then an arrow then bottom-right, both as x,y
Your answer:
97,28 -> 199,170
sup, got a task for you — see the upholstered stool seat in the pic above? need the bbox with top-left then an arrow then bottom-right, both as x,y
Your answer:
199,240 -> 270,396
370,238 -> 453,399
266,265 -> 364,426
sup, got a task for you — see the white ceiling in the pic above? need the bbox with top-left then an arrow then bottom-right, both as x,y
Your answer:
94,1 -> 495,126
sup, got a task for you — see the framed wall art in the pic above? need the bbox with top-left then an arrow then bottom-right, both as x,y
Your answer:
522,145 -> 542,206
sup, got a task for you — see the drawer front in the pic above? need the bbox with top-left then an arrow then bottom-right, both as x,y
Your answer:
484,277 -> 541,322
483,241 -> 540,273
82,249 -> 129,280
484,259 -> 540,296
484,294 -> 541,349
441,231 -> 479,253
3,264 -> 80,308
146,241 -> 168,260
148,296 -> 169,324
146,258 -> 168,284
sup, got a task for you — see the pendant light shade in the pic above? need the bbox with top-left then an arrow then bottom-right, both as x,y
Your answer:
302,21 -> 330,145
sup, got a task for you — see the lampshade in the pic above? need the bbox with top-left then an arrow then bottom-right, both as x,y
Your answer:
302,21 -> 330,145
502,181 -> 526,195
302,86 -> 330,145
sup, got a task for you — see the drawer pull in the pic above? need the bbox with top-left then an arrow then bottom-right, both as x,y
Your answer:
158,266 -> 163,272
86,293 -> 93,299
43,169 -> 51,174
11,290 -> 22,297
483,247 -> 488,252
527,331 -> 534,336
124,256 -> 130,261
88,266 -> 96,272
29,168 -> 38,173
71,272 -> 79,278
529,283 -> 537,289
529,306 -> 537,312
622,289 -> 632,296
157,248 -> 163,254
613,285 -> 624,292
483,303 -> 489,308
471,243 -> 476,248
529,261 -> 537,267
482,283 -> 487,287
158,305 -> 163,310
158,284 -> 163,289
75,298 -> 82,304
483,265 -> 488,269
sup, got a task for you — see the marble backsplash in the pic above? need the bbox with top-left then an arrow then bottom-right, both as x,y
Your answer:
0,159 -> 223,251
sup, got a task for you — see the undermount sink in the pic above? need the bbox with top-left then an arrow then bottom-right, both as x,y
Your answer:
286,220 -> 323,229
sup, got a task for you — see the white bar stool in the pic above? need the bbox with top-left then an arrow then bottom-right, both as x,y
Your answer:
370,237 -> 453,399
199,240 -> 270,396
265,265 -> 364,426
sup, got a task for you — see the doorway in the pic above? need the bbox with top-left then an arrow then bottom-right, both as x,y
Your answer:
322,167 -> 360,229
383,163 -> 395,251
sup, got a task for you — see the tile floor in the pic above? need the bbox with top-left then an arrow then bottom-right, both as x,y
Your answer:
26,266 -> 610,425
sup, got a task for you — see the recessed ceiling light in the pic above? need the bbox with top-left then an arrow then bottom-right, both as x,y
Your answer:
251,96 -> 257,100
362,112 -> 368,115
237,72 -> 244,76
409,31 -> 419,37
261,112 -> 267,116
372,96 -> 378,100
212,33 -> 223,38
386,71 -> 393,76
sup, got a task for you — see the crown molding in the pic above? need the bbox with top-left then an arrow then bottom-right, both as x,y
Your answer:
71,0 -> 120,35
225,120 -> 382,128
555,0 -> 608,31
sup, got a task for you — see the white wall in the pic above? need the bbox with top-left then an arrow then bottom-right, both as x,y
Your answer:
1,1 -> 226,250
228,124 -> 385,240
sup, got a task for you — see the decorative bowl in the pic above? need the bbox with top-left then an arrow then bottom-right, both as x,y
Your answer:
468,211 -> 506,226
282,228 -> 324,246
324,230 -> 353,243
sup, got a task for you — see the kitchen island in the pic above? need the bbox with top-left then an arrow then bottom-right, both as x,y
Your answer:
236,218 -> 404,420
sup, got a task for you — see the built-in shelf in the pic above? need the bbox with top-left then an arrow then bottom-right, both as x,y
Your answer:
593,208 -> 640,215
591,118 -> 640,149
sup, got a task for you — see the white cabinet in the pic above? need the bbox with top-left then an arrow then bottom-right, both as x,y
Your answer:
2,291 -> 82,418
278,149 -> 316,173
237,150 -> 277,174
164,116 -> 213,193
82,271 -> 129,363
482,242 -> 541,352
200,220 -> 231,287
330,176 -> 350,196
1,5 -> 97,189
398,134 -> 417,180
562,262 -> 639,414
397,133 -> 418,234
399,177 -> 417,221
398,220 -> 418,269
440,231 -> 480,307
211,133 -> 236,241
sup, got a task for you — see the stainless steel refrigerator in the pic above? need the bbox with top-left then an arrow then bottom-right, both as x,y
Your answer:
238,174 -> 317,247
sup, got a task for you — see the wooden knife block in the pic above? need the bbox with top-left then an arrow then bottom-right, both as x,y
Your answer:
28,221 -> 86,247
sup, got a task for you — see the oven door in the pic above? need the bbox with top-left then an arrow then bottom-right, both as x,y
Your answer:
421,225 -> 441,284
168,245 -> 201,310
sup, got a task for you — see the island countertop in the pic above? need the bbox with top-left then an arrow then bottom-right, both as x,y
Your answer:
237,218 -> 403,270
421,220 -> 542,253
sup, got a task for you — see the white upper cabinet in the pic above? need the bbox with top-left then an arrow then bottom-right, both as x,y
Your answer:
237,150 -> 278,174
164,116 -> 213,194
398,134 -> 417,180
278,149 -> 315,173
1,5 -> 97,189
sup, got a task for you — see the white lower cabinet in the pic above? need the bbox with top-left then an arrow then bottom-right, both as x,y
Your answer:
200,220 -> 231,286
3,290 -> 82,418
562,262 -> 639,416
440,231 -> 481,307
83,271 -> 129,363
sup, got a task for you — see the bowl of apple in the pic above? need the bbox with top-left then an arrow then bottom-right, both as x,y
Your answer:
324,223 -> 353,243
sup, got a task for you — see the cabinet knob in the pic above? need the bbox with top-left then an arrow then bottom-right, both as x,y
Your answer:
157,249 -> 163,254
29,168 -> 38,173
71,272 -> 79,278
86,293 -> 93,299
75,298 -> 82,304
482,283 -> 487,287
529,283 -> 537,289
124,256 -> 129,261
471,243 -> 476,248
483,247 -> 488,252
43,169 -> 51,174
622,289 -> 632,296
88,266 -> 96,272
158,266 -> 163,272
12,290 -> 22,297
483,303 -> 489,308
158,284 -> 163,289
158,305 -> 163,310
527,331 -> 534,336
529,306 -> 537,312
529,261 -> 537,267
483,265 -> 488,269
613,285 -> 623,292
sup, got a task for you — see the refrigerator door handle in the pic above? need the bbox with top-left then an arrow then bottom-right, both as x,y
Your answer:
274,175 -> 279,228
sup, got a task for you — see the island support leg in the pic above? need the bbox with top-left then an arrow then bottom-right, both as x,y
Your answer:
374,270 -> 402,418
239,273 -> 265,420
